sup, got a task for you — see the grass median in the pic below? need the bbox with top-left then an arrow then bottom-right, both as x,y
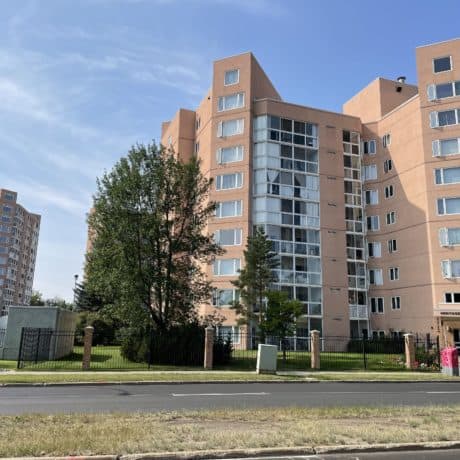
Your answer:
0,371 -> 299,384
1,405 -> 460,457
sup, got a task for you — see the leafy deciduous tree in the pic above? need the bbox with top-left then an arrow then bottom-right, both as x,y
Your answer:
85,143 -> 222,332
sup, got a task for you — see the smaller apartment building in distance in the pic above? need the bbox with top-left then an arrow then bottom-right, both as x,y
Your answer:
160,38 -> 460,347
0,189 -> 41,315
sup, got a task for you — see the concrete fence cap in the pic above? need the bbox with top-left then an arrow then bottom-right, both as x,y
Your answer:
84,326 -> 95,331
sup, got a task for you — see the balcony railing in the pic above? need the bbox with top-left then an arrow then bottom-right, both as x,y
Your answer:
349,305 -> 368,319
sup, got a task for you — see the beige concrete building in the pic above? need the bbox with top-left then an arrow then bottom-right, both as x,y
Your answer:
0,189 -> 41,315
161,38 -> 460,347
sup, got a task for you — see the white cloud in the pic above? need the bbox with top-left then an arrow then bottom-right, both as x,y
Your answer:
0,77 -> 55,123
1,178 -> 90,217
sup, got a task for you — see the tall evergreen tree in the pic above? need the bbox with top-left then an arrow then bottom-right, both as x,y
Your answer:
261,290 -> 303,361
85,143 -> 222,332
231,227 -> 278,331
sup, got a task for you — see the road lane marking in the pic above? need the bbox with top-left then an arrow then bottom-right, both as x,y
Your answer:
171,392 -> 270,397
424,391 -> 460,394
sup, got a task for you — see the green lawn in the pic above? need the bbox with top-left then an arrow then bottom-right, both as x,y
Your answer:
9,346 -> 201,372
2,345 -> 436,373
219,349 -> 409,371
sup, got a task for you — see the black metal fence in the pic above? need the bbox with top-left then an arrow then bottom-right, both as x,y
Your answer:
214,332 -> 441,372
14,327 -> 441,372
16,327 -> 204,370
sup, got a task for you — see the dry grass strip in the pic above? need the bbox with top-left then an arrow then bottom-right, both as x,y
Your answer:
1,405 -> 460,457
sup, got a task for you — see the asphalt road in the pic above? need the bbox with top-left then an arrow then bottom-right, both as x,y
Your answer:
223,450 -> 460,459
1,381 -> 460,414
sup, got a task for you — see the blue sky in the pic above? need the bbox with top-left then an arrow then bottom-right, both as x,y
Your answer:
1,0 -> 459,301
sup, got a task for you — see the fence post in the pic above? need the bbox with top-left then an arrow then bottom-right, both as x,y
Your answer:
82,326 -> 94,371
310,330 -> 320,370
404,333 -> 416,370
17,327 -> 25,369
204,326 -> 214,370
362,336 -> 368,370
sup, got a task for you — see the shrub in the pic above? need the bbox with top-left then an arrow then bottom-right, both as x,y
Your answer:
415,346 -> 440,370
74,311 -> 119,346
119,327 -> 150,363
120,323 -> 206,366
347,338 -> 404,354
213,335 -> 233,365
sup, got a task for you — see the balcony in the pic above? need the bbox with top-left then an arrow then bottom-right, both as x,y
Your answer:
349,305 -> 368,319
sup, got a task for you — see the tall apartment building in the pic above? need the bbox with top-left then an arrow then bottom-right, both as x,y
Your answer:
0,189 -> 41,315
160,38 -> 460,347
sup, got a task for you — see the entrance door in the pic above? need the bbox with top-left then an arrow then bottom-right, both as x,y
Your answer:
454,329 -> 460,351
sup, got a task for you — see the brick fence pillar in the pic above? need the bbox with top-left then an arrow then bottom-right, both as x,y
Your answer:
404,333 -> 416,370
82,326 -> 94,371
204,326 -> 214,370
310,330 -> 320,370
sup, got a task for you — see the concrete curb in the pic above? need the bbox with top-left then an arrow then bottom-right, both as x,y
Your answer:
1,377 -> 459,387
0,379 -> 304,387
4,441 -> 460,460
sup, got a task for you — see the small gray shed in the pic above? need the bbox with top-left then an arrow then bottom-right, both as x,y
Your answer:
0,306 -> 77,361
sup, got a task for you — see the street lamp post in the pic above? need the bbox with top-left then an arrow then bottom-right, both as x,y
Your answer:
73,274 -> 79,308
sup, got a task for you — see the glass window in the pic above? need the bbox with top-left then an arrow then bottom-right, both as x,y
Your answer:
435,167 -> 460,185
433,56 -> 452,73
382,134 -> 391,147
438,110 -> 457,126
212,289 -> 239,306
218,119 -> 244,137
365,190 -> 378,205
445,292 -> 460,303
438,197 -> 460,215
368,242 -> 381,258
281,118 -> 292,132
369,269 -> 383,285
224,69 -> 239,85
384,159 -> 392,173
385,185 -> 394,198
388,239 -> 397,253
218,93 -> 244,111
215,228 -> 242,246
367,215 -> 380,231
363,140 -> 376,155
216,200 -> 242,218
216,172 -> 243,190
363,165 -> 377,181
217,145 -> 243,164
386,211 -> 396,225
213,258 -> 240,276
438,138 -> 460,156
436,82 -> 454,99
391,296 -> 401,310
389,267 -> 399,281
370,297 -> 384,313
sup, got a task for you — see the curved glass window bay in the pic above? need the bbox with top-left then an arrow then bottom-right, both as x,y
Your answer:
252,114 -> 322,329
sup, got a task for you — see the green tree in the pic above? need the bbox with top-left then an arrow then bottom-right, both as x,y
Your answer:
261,290 -> 303,361
30,290 -> 45,306
73,281 -> 105,312
85,143 -> 222,332
231,227 -> 278,333
45,296 -> 74,310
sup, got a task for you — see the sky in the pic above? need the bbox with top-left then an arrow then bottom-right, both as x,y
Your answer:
1,0 -> 459,301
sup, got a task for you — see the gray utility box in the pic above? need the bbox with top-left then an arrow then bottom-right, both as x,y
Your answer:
256,344 -> 278,374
